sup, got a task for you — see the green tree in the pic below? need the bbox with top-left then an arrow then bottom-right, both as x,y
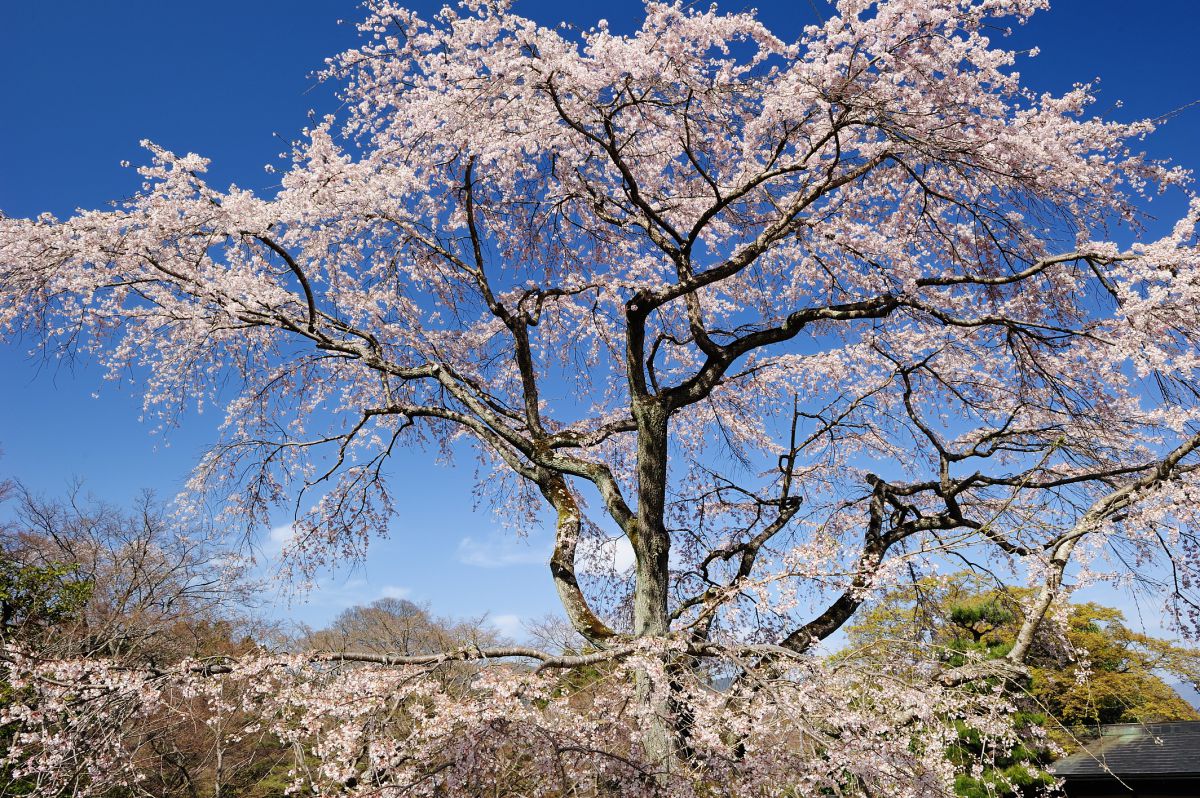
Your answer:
1028,603 -> 1199,729
0,561 -> 91,644
0,560 -> 93,798
1,480 -> 93,644
844,573 -> 1200,797
0,484 -> 93,796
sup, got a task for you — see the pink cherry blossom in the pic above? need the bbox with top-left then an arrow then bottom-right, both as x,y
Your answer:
2,0 -> 1199,793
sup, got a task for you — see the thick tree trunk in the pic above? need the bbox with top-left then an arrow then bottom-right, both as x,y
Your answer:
632,401 -> 671,637
631,400 -> 677,778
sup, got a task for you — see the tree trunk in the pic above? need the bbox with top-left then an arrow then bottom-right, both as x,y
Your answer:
631,400 -> 677,779
632,401 -> 670,637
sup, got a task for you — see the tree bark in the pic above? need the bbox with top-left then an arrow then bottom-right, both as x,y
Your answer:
631,399 -> 677,778
539,474 -> 616,645
632,401 -> 671,637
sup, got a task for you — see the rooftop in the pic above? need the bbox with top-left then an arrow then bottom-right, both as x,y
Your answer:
1051,721 -> 1200,778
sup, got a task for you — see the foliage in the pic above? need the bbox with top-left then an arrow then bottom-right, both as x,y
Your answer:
0,562 -> 91,643
0,485 -> 271,798
1030,603 -> 1199,729
845,573 -> 1200,795
847,573 -> 1200,728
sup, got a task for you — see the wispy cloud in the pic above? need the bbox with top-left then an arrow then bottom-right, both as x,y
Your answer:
457,531 -> 635,574
378,584 -> 411,600
489,613 -> 524,640
263,523 -> 297,557
457,535 -> 546,568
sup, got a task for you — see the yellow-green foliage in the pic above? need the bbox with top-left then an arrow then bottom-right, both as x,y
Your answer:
843,573 -> 1200,797
0,560 -> 91,640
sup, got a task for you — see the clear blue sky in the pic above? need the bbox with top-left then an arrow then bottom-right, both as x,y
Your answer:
1,0 -> 1197,634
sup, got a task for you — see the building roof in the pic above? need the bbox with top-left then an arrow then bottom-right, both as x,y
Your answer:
1051,721 -> 1200,778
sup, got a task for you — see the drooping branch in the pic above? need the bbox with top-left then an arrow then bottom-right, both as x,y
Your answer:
1007,428 -> 1200,664
248,232 -> 318,334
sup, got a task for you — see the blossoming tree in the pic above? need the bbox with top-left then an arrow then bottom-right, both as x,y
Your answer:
2,0 -> 1200,794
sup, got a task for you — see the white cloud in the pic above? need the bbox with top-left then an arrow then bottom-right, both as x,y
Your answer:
457,535 -> 546,568
378,584 -> 411,600
489,613 -> 523,640
578,534 -> 636,575
268,524 -> 296,544
458,532 -> 635,574
262,523 -> 297,557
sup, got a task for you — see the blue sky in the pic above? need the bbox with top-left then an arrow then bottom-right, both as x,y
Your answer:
2,0 -> 1198,637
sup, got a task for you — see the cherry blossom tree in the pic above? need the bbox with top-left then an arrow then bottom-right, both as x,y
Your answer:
2,0 -> 1200,794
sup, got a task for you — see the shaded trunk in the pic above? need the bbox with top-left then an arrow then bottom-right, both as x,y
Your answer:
631,400 -> 677,778
632,401 -> 670,637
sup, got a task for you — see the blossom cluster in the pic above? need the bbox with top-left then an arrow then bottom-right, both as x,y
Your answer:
1,642 -> 1032,798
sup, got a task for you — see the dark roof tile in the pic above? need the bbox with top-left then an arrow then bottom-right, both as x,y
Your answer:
1051,721 -> 1200,777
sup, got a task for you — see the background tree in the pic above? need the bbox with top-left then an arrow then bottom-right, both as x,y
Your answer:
0,479 -> 90,798
2,485 -> 260,663
846,571 -> 1200,729
844,572 -> 1200,797
3,0 -> 1200,793
301,597 -> 503,656
1028,603 -> 1199,728
0,483 -> 279,798
0,560 -> 91,647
